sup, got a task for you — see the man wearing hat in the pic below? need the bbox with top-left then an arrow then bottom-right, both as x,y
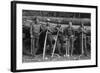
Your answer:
44,18 -> 53,55
53,21 -> 64,56
37,18 -> 53,55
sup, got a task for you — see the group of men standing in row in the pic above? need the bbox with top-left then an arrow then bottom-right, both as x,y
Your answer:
28,17 -> 90,58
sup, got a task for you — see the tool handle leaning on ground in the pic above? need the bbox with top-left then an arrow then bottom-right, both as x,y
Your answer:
43,30 -> 48,60
30,24 -> 33,55
81,29 -> 84,55
51,30 -> 59,57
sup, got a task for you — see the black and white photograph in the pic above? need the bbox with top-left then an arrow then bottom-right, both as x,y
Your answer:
11,1 -> 97,72
22,10 -> 91,62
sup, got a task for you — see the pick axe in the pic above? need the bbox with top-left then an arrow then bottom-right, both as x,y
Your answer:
51,30 -> 59,58
43,30 -> 48,60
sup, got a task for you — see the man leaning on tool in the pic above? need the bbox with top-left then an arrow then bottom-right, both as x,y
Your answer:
53,21 -> 64,56
78,23 -> 88,57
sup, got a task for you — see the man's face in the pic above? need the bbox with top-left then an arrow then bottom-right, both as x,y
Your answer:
69,22 -> 72,27
58,24 -> 60,26
42,23 -> 46,27
81,24 -> 84,28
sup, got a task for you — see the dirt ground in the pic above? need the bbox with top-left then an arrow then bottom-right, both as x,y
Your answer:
22,53 -> 91,63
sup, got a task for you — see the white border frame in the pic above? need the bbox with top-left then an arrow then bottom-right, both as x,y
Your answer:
16,3 -> 96,70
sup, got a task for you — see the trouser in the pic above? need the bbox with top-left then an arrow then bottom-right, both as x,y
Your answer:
37,31 -> 53,55
56,35 -> 64,55
80,37 -> 88,56
68,37 -> 74,56
31,35 -> 39,56
64,39 -> 69,56
46,34 -> 53,54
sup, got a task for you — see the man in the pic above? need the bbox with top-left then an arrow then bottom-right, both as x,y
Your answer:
46,19 -> 53,54
23,20 -> 31,55
30,17 -> 41,56
63,21 -> 75,56
78,23 -> 88,57
37,18 -> 53,55
36,22 -> 46,55
53,22 -> 64,56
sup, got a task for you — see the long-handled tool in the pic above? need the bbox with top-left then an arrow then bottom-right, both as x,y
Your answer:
31,36 -> 33,55
43,30 -> 48,60
67,39 -> 70,57
78,28 -> 84,59
30,24 -> 33,55
70,36 -> 74,56
64,37 -> 69,57
81,29 -> 84,55
65,38 -> 68,57
51,30 -> 59,58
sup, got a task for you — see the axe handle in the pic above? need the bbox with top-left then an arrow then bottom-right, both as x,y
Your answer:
43,30 -> 48,60
51,31 -> 59,57
81,30 -> 84,55
30,25 -> 33,55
